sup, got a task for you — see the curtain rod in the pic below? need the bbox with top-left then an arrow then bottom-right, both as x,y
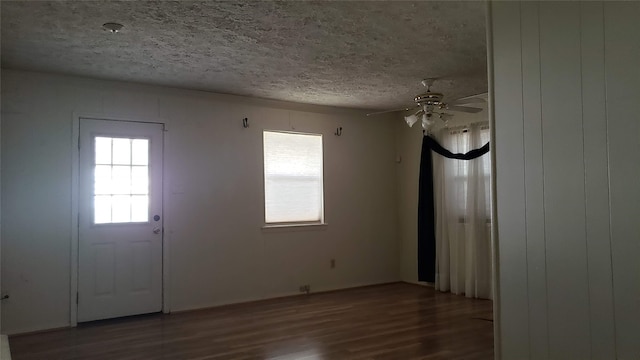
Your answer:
445,121 -> 489,131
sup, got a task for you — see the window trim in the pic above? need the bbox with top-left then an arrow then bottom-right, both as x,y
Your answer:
262,129 -> 326,227
261,222 -> 328,231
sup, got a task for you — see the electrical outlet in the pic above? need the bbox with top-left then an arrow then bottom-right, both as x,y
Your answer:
299,285 -> 310,294
330,259 -> 336,269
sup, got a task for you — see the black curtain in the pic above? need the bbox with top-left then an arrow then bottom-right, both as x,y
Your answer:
417,134 -> 490,282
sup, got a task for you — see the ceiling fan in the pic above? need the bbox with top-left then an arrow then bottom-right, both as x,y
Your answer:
367,78 -> 484,131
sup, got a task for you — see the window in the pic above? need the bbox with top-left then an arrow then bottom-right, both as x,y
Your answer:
442,125 -> 491,221
93,136 -> 149,224
263,131 -> 324,225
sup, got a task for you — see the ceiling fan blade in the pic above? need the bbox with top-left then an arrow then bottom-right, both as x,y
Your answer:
447,105 -> 483,114
366,105 -> 418,116
449,97 -> 486,106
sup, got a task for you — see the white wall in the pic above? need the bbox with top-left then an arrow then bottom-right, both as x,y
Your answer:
491,1 -> 639,358
0,69 -> 400,334
396,103 -> 488,284
395,114 -> 423,283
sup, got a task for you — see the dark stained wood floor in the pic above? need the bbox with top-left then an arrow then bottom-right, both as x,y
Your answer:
9,283 -> 493,360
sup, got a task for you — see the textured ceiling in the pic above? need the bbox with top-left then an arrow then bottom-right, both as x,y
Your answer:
1,1 -> 487,110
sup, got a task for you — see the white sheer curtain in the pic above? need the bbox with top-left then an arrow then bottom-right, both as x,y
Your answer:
432,123 -> 492,299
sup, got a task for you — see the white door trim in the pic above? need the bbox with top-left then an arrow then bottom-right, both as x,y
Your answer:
70,113 -> 171,327
485,2 -> 501,360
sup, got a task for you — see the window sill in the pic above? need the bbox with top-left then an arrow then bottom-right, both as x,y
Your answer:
261,223 -> 328,232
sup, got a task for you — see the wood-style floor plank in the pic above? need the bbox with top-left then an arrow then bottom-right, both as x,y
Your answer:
9,283 -> 493,359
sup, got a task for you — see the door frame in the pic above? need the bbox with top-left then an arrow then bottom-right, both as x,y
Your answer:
486,2 -> 502,359
70,113 -> 171,327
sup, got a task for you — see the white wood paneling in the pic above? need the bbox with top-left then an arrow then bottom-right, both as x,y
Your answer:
580,2 -> 616,358
491,2 -> 530,358
520,3 -> 549,358
0,64 -> 3,335
604,3 -> 640,358
539,3 -> 591,358
491,1 -> 640,358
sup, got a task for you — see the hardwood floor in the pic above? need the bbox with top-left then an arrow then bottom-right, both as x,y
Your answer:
9,283 -> 493,360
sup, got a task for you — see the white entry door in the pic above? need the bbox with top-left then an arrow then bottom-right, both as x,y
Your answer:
78,118 -> 164,322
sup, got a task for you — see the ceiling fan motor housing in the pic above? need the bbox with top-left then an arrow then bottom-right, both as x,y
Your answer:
414,92 -> 444,105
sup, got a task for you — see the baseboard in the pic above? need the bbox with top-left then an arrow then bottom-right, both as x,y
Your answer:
309,281 -> 402,296
1,335 -> 11,360
172,280 -> 403,315
6,281 -> 405,335
401,280 -> 435,287
4,324 -> 70,337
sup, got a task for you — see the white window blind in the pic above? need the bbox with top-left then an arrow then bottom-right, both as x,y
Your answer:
263,131 -> 324,224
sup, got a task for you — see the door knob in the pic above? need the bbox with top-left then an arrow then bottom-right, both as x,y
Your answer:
153,227 -> 161,234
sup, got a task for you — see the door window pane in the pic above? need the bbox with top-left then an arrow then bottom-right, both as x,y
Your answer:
131,196 -> 149,222
112,166 -> 131,194
94,195 -> 112,224
112,195 -> 132,223
95,137 -> 112,164
94,165 -> 112,195
132,139 -> 149,165
92,136 -> 150,224
131,166 -> 148,194
112,138 -> 131,165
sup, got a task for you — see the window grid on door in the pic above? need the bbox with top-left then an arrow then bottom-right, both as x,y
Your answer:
93,136 -> 150,224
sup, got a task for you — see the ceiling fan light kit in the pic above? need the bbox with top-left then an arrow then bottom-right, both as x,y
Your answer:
404,111 -> 436,130
404,113 -> 419,127
369,78 -> 484,132
102,22 -> 124,33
